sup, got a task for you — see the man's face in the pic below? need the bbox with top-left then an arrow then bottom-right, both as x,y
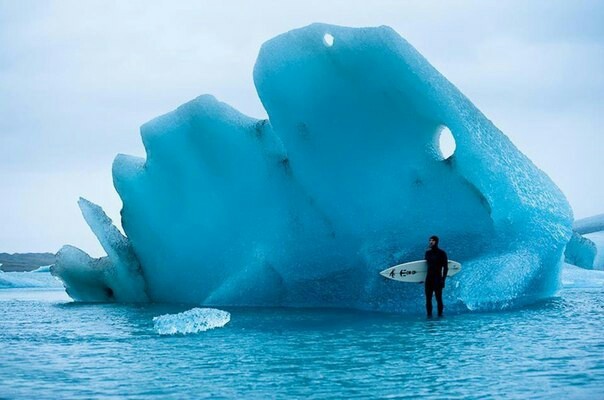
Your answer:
428,238 -> 436,248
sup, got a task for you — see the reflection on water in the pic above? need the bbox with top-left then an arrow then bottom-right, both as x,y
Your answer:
1,287 -> 603,399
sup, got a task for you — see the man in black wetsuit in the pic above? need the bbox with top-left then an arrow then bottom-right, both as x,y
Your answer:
424,235 -> 448,317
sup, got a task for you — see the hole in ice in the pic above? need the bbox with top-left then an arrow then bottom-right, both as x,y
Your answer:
323,33 -> 334,47
438,126 -> 456,159
104,286 -> 114,298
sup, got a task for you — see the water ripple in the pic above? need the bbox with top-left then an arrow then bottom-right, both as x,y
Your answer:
1,288 -> 603,398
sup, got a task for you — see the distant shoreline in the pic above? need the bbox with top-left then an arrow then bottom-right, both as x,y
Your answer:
0,253 -> 56,272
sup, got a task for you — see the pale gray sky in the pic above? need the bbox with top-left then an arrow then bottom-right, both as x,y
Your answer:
1,0 -> 603,256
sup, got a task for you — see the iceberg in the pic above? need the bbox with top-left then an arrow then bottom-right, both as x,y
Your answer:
55,24 -> 573,312
564,232 -> 597,269
574,214 -> 604,235
153,307 -> 230,335
32,265 -> 52,273
563,214 -> 604,270
51,198 -> 148,302
0,268 -> 62,289
584,231 -> 604,270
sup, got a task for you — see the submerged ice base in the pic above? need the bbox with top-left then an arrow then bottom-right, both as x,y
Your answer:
56,24 -> 573,312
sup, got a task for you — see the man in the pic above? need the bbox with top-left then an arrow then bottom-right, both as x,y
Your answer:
424,235 -> 448,317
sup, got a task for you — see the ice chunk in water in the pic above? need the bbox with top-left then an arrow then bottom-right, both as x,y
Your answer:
153,308 -> 230,335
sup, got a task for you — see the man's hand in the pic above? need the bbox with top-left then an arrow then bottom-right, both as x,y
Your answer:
441,278 -> 446,289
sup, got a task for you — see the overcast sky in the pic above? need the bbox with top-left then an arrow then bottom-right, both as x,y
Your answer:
1,0 -> 603,257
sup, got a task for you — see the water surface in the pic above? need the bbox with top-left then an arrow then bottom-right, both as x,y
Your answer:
1,285 -> 603,399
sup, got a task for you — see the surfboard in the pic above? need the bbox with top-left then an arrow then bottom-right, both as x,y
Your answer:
379,260 -> 462,283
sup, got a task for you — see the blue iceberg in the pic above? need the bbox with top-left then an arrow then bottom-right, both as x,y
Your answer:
0,267 -> 62,289
52,198 -> 148,302
53,24 -> 573,312
564,232 -> 597,270
564,214 -> 604,270
573,213 -> 604,235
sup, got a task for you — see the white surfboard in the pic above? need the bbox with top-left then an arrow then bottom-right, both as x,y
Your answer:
379,260 -> 462,283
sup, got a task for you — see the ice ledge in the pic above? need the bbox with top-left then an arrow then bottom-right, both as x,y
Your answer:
51,198 -> 148,302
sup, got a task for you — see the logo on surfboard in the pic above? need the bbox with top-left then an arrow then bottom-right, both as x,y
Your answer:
389,268 -> 417,277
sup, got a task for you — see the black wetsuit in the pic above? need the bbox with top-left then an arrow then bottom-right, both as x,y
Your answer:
424,246 -> 448,317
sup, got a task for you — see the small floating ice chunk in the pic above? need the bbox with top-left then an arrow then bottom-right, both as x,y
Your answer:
153,307 -> 230,335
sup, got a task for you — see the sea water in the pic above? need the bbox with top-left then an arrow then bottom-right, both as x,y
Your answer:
1,278 -> 603,399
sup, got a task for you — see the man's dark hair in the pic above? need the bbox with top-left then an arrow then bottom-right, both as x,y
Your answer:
430,235 -> 439,245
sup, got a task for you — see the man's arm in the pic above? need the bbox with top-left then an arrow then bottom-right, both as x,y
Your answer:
442,251 -> 448,287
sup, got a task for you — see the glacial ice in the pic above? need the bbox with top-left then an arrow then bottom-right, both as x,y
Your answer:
56,24 -> 573,312
0,268 -> 62,289
153,308 -> 230,335
32,265 -> 52,273
564,232 -> 597,269
51,198 -> 148,302
574,214 -> 604,235
584,231 -> 604,270
564,213 -> 604,270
